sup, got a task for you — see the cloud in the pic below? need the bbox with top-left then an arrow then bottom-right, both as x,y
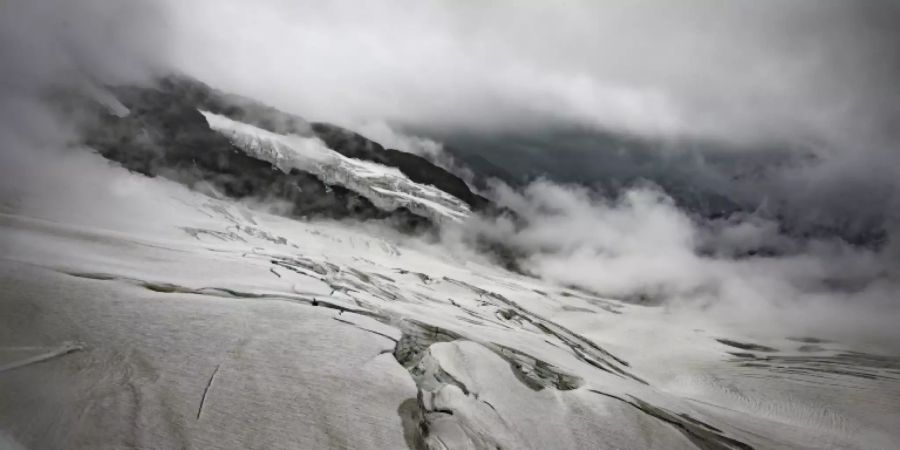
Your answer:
451,179 -> 900,350
1,0 -> 168,93
0,0 -> 172,220
352,121 -> 477,184
152,0 -> 900,244
158,0 -> 900,149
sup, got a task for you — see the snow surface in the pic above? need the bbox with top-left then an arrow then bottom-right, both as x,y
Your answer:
201,110 -> 472,224
1,154 -> 899,449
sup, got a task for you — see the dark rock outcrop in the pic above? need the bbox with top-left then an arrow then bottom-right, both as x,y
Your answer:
76,82 -> 431,232
131,76 -> 492,213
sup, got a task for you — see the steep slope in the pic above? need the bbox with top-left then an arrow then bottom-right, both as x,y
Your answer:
78,82 -> 432,232
141,76 -> 491,212
200,111 -> 472,224
75,76 -> 501,232
310,122 -> 491,211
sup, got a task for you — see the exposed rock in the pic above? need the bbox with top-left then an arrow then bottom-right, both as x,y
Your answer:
76,82 -> 432,233
123,75 -> 492,213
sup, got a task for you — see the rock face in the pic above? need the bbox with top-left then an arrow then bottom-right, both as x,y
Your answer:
101,76 -> 491,216
78,79 -> 444,232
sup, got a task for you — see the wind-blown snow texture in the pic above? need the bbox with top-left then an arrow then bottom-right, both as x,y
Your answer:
2,80 -> 899,450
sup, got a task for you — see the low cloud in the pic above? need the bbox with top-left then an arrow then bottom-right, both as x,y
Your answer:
0,0 -> 172,224
155,0 -> 900,248
353,121 -> 476,185
448,179 -> 900,350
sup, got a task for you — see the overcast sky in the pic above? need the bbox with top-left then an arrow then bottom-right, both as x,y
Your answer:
5,0 -> 898,152
155,1 -> 900,152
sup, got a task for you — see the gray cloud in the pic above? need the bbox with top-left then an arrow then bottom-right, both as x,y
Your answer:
446,180 -> 900,350
0,0 -> 172,221
6,1 -> 897,169
1,0 -> 169,93
158,0 -> 900,150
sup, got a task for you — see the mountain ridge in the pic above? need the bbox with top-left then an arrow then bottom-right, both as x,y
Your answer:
72,75 -> 498,233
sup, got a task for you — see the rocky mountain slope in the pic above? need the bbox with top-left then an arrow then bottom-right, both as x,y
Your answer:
76,76 -> 491,233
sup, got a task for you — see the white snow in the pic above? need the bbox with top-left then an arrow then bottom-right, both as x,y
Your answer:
201,110 -> 472,223
1,158 -> 899,449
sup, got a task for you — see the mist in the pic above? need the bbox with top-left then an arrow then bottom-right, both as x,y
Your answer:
3,0 -> 899,351
158,1 -> 900,147
440,179 -> 900,350
0,0 -> 169,208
